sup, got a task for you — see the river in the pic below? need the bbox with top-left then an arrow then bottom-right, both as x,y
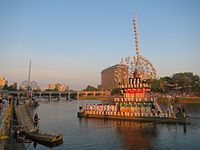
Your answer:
26,99 -> 200,150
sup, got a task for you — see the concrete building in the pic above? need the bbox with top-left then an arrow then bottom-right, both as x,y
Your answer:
48,83 -> 56,90
47,83 -> 68,92
0,76 -> 8,88
101,64 -> 128,91
11,82 -> 17,90
56,83 -> 66,92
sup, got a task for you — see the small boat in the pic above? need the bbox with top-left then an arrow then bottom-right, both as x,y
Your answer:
25,131 -> 63,144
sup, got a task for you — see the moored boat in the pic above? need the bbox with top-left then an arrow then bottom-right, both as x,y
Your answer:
25,131 -> 63,144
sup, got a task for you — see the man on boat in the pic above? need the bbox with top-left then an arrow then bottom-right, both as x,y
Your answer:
117,102 -> 120,112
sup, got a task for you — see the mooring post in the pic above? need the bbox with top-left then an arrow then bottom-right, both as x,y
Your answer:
58,93 -> 61,101
66,92 -> 68,100
68,92 -> 70,100
49,92 -> 51,101
17,92 -> 20,99
77,92 -> 79,100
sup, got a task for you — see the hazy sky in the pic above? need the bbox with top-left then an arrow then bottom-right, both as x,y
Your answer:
0,0 -> 200,90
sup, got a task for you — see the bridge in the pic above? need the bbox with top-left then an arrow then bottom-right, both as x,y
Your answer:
1,90 -> 110,100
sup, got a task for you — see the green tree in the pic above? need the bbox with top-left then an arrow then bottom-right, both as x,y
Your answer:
172,72 -> 198,94
83,85 -> 98,91
160,76 -> 176,92
3,85 -> 17,91
111,88 -> 122,96
147,72 -> 200,96
149,79 -> 162,92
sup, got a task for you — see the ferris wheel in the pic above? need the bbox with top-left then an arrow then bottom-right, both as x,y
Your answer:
20,80 -> 39,91
19,60 -> 39,92
120,17 -> 157,80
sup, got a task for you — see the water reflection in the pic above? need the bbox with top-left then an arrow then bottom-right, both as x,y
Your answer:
33,141 -> 37,148
78,117 -> 155,150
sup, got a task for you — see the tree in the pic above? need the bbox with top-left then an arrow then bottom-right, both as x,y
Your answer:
83,85 -> 98,91
172,72 -> 199,95
147,72 -> 200,96
149,79 -> 162,92
160,76 -> 176,93
111,88 -> 122,96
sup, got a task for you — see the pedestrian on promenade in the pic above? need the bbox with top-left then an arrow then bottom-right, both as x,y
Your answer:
8,97 -> 11,105
3,98 -> 8,107
34,113 -> 40,127
0,99 -> 3,116
17,98 -> 19,107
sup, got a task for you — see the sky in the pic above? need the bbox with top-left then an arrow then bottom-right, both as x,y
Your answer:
0,0 -> 200,90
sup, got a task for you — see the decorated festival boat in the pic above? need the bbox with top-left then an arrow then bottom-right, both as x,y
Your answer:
78,71 -> 189,124
78,17 -> 189,124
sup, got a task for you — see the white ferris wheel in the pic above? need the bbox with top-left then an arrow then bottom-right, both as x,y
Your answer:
20,60 -> 39,93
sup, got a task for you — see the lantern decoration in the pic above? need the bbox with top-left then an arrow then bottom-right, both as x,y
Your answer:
117,17 -> 157,82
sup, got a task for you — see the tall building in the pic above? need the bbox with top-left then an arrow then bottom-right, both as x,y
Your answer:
101,64 -> 128,91
0,76 -> 8,88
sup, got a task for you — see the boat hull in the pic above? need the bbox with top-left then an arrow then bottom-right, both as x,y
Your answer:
77,112 -> 190,125
25,131 -> 63,144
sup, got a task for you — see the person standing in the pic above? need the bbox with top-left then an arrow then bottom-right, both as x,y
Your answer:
182,106 -> 186,118
16,98 -> 19,107
117,102 -> 120,112
0,99 -> 3,116
34,113 -> 40,127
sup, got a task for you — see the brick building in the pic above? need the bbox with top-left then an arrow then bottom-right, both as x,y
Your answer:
101,64 -> 128,91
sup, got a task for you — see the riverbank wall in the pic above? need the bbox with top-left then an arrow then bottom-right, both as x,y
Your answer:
78,96 -> 113,101
175,97 -> 200,104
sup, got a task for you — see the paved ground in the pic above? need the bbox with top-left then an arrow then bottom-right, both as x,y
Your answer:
6,142 -> 26,150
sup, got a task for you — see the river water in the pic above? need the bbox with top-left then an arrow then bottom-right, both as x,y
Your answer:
26,99 -> 200,150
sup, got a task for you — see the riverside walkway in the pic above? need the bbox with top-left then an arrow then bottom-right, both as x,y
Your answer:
14,100 -> 63,146
0,99 -> 15,150
14,101 -> 37,132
